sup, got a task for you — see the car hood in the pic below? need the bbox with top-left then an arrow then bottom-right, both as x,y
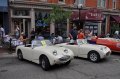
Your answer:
81,44 -> 107,49
58,43 -> 107,49
34,46 -> 71,55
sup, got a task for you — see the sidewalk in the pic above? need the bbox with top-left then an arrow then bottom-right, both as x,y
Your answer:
0,47 -> 16,58
0,47 -> 15,53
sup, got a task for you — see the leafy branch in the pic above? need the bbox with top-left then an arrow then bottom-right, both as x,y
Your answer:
43,5 -> 71,24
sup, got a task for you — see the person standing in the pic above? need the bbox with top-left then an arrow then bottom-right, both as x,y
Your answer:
56,34 -> 63,43
37,33 -> 44,41
30,28 -> 35,43
0,25 -> 5,46
69,27 -> 78,41
114,30 -> 120,39
50,33 -> 56,44
14,25 -> 20,39
84,30 -> 93,43
86,30 -> 93,40
0,25 -> 5,38
19,32 -> 27,45
77,29 -> 85,39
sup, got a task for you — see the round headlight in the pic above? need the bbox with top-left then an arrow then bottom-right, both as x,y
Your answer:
100,47 -> 104,51
64,49 -> 68,53
53,50 -> 57,56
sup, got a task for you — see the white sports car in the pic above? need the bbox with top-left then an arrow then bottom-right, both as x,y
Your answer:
16,40 -> 74,70
56,39 -> 111,62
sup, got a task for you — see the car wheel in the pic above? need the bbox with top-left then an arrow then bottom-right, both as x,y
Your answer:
64,60 -> 71,65
88,51 -> 100,63
17,50 -> 23,60
40,56 -> 50,71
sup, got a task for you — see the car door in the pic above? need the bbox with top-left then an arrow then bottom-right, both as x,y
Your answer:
65,45 -> 79,56
31,48 -> 42,63
21,47 -> 33,61
77,44 -> 87,58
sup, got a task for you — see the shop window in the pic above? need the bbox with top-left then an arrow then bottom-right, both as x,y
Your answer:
35,11 -> 50,38
112,0 -> 117,9
74,0 -> 85,7
13,10 -> 29,16
97,0 -> 106,8
74,0 -> 85,4
59,0 -> 65,4
84,22 -> 98,36
79,0 -> 85,4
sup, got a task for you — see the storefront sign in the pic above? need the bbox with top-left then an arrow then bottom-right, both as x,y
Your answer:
71,8 -> 103,21
85,8 -> 103,21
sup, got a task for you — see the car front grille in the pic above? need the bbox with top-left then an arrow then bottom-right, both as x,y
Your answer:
106,52 -> 110,56
59,55 -> 70,61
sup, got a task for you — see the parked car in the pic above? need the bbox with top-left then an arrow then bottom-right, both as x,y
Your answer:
95,38 -> 120,52
56,39 -> 111,62
16,40 -> 74,71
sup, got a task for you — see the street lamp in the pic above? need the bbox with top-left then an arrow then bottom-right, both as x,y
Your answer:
77,4 -> 83,28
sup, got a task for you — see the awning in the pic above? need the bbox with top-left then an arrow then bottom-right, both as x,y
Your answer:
71,8 -> 103,21
71,11 -> 79,21
111,15 -> 120,23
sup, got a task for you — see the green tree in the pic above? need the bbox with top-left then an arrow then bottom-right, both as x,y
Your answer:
43,5 -> 72,35
43,4 -> 71,24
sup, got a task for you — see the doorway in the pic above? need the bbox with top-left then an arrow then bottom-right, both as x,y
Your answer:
12,18 -> 30,37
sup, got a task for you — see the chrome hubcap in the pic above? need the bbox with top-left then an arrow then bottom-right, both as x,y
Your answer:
90,53 -> 97,61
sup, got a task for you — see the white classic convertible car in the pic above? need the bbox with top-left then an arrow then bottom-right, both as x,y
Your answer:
16,40 -> 74,70
56,39 -> 111,62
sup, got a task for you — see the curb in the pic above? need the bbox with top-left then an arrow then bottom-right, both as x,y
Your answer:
0,52 -> 16,58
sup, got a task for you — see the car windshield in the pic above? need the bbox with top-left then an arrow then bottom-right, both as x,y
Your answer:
77,39 -> 88,45
32,40 -> 53,47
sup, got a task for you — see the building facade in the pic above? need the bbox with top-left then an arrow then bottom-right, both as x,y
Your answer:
73,0 -> 120,36
9,0 -> 75,38
9,0 -> 120,37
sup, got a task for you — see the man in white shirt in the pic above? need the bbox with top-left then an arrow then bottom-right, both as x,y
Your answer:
115,30 -> 119,35
0,25 -> 5,46
0,26 -> 5,38
56,35 -> 63,43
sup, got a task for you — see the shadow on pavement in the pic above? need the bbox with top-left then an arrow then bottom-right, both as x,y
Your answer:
111,52 -> 120,56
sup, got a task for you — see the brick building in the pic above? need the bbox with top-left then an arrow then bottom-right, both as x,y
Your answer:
73,0 -> 120,36
8,0 -> 120,37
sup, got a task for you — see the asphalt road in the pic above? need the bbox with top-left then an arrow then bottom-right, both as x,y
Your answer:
0,52 -> 120,79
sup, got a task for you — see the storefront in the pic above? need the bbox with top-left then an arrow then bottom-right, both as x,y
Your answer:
9,1 -> 71,38
110,15 -> 120,35
71,8 -> 103,35
10,8 -> 31,37
35,11 -> 50,38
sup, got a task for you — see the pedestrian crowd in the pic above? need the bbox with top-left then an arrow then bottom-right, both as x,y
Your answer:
69,26 -> 120,44
0,24 -> 120,48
